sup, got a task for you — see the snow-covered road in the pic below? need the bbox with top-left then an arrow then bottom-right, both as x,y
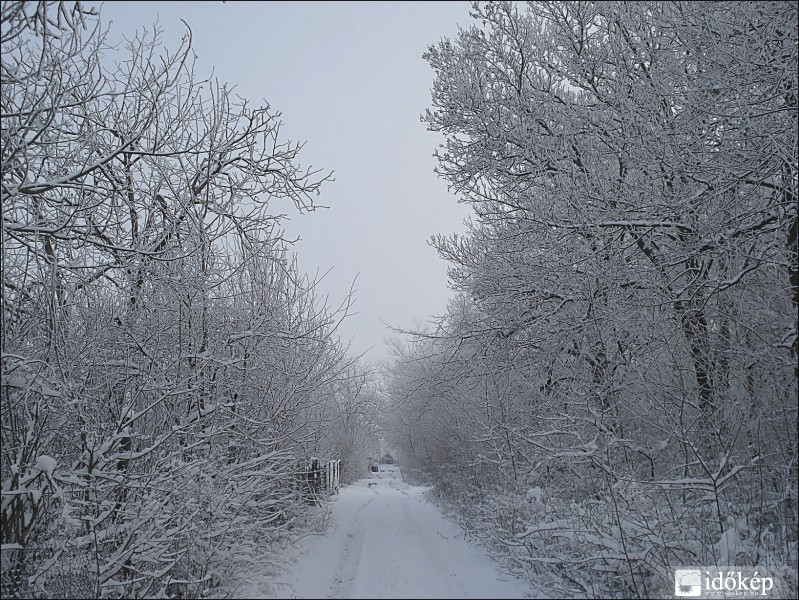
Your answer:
243,464 -> 534,599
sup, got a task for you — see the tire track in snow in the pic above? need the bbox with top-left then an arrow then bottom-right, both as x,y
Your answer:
331,496 -> 371,598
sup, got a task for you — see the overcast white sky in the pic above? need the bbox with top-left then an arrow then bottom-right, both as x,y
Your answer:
95,1 -> 474,364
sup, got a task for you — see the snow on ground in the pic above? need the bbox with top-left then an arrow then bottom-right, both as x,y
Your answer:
240,464 -> 537,599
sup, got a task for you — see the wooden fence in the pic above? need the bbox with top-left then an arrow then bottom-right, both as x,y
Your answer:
301,457 -> 340,504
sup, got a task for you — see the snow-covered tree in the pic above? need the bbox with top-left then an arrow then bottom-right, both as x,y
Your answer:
2,3 -> 374,597
387,2 -> 797,597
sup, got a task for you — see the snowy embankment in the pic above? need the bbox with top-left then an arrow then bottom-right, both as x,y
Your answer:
239,464 -> 538,599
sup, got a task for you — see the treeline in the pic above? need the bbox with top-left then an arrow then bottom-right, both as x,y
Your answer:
385,2 -> 797,598
1,2 -> 379,597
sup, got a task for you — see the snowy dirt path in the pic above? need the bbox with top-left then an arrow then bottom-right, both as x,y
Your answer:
242,464 -> 534,599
